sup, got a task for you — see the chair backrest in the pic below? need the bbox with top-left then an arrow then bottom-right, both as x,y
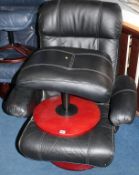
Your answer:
38,0 -> 122,78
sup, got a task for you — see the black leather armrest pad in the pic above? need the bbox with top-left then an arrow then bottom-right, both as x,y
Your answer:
109,75 -> 137,126
3,86 -> 42,117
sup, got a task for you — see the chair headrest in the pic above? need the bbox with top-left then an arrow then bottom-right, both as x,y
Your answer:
39,0 -> 122,39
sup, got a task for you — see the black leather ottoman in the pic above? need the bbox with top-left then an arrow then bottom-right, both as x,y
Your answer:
19,104 -> 114,167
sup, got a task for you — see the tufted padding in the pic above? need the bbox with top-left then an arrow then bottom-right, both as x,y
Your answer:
18,104 -> 114,167
39,0 -> 121,38
16,47 -> 113,102
39,0 -> 122,78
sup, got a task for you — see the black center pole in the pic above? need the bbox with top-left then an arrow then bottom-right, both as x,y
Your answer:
56,93 -> 78,117
8,31 -> 14,45
61,93 -> 70,115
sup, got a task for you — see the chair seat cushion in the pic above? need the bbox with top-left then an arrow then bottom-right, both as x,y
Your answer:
18,104 -> 114,167
16,47 -> 113,102
0,6 -> 37,31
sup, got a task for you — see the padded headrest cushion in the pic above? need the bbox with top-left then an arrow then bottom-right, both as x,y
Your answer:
39,0 -> 122,39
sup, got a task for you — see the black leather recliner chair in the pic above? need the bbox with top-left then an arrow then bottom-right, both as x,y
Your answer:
4,0 -> 137,171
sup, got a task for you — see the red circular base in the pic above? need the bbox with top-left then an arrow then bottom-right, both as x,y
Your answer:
33,96 -> 100,138
52,162 -> 94,171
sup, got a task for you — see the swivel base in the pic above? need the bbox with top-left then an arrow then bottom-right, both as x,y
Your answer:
33,95 -> 100,138
0,31 -> 32,62
52,162 -> 94,171
0,43 -> 32,63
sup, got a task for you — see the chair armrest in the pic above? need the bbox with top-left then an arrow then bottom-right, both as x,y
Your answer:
109,75 -> 137,126
3,86 -> 42,117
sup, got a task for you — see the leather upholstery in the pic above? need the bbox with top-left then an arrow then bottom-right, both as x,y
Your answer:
3,86 -> 42,117
109,75 -> 137,126
18,104 -> 114,167
0,60 -> 23,83
0,0 -> 47,83
0,0 -> 47,45
39,0 -> 122,78
0,0 -> 46,6
0,6 -> 37,31
16,47 -> 113,102
3,0 -> 137,168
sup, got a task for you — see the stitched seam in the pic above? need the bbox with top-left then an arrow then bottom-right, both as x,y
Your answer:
38,132 -> 46,160
96,3 -> 100,49
97,2 -> 103,50
33,49 -> 74,55
112,89 -> 136,97
19,77 -> 113,87
32,49 -> 112,65
56,0 -> 61,35
18,118 -> 33,156
57,0 -> 61,43
19,64 -> 113,82
75,53 -> 112,65
49,137 -> 58,158
42,34 -> 118,40
20,63 -> 69,71
86,132 -> 93,164
33,49 -> 111,63
98,2 -> 103,50
69,55 -> 75,68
